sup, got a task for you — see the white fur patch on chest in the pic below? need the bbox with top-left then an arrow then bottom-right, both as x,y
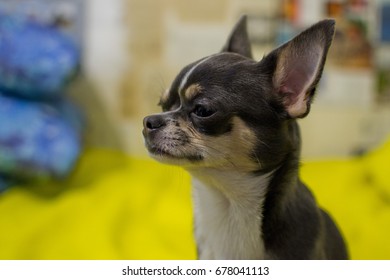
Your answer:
190,169 -> 273,259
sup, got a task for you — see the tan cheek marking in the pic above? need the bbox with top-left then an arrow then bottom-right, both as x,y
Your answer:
184,83 -> 202,102
230,117 -> 257,152
179,116 -> 258,171
212,117 -> 258,169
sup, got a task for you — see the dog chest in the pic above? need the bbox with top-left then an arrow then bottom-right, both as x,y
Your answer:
191,171 -> 272,259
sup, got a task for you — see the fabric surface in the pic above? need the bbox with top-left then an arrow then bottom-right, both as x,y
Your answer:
0,138 -> 389,260
0,12 -> 82,190
0,93 -> 82,181
0,14 -> 79,99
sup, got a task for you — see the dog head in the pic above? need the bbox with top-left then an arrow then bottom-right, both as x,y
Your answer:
143,16 -> 335,173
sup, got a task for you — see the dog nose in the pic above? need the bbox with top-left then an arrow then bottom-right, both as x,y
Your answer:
143,115 -> 166,131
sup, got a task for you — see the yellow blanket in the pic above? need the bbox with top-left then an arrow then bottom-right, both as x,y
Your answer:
1,139 -> 389,259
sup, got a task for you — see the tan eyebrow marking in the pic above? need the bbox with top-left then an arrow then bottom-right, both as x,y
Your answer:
179,56 -> 211,94
184,83 -> 202,101
159,88 -> 170,105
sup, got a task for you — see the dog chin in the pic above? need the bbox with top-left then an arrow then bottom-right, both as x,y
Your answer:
147,146 -> 203,166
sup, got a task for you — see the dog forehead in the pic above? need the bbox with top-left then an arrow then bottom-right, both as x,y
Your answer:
175,53 -> 251,93
160,53 -> 261,110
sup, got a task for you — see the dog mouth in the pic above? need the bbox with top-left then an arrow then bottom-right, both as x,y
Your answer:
143,123 -> 204,163
147,145 -> 175,158
146,143 -> 203,162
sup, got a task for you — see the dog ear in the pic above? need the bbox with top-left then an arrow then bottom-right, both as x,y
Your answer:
267,19 -> 335,118
221,15 -> 253,58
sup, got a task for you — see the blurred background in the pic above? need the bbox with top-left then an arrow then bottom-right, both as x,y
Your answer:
0,0 -> 389,260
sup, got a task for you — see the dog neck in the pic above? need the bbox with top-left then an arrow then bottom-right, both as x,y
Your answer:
188,167 -> 275,259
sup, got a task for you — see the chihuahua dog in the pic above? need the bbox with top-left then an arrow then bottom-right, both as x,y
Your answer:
143,16 -> 348,260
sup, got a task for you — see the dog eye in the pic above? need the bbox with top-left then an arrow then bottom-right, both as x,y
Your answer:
192,105 -> 215,118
